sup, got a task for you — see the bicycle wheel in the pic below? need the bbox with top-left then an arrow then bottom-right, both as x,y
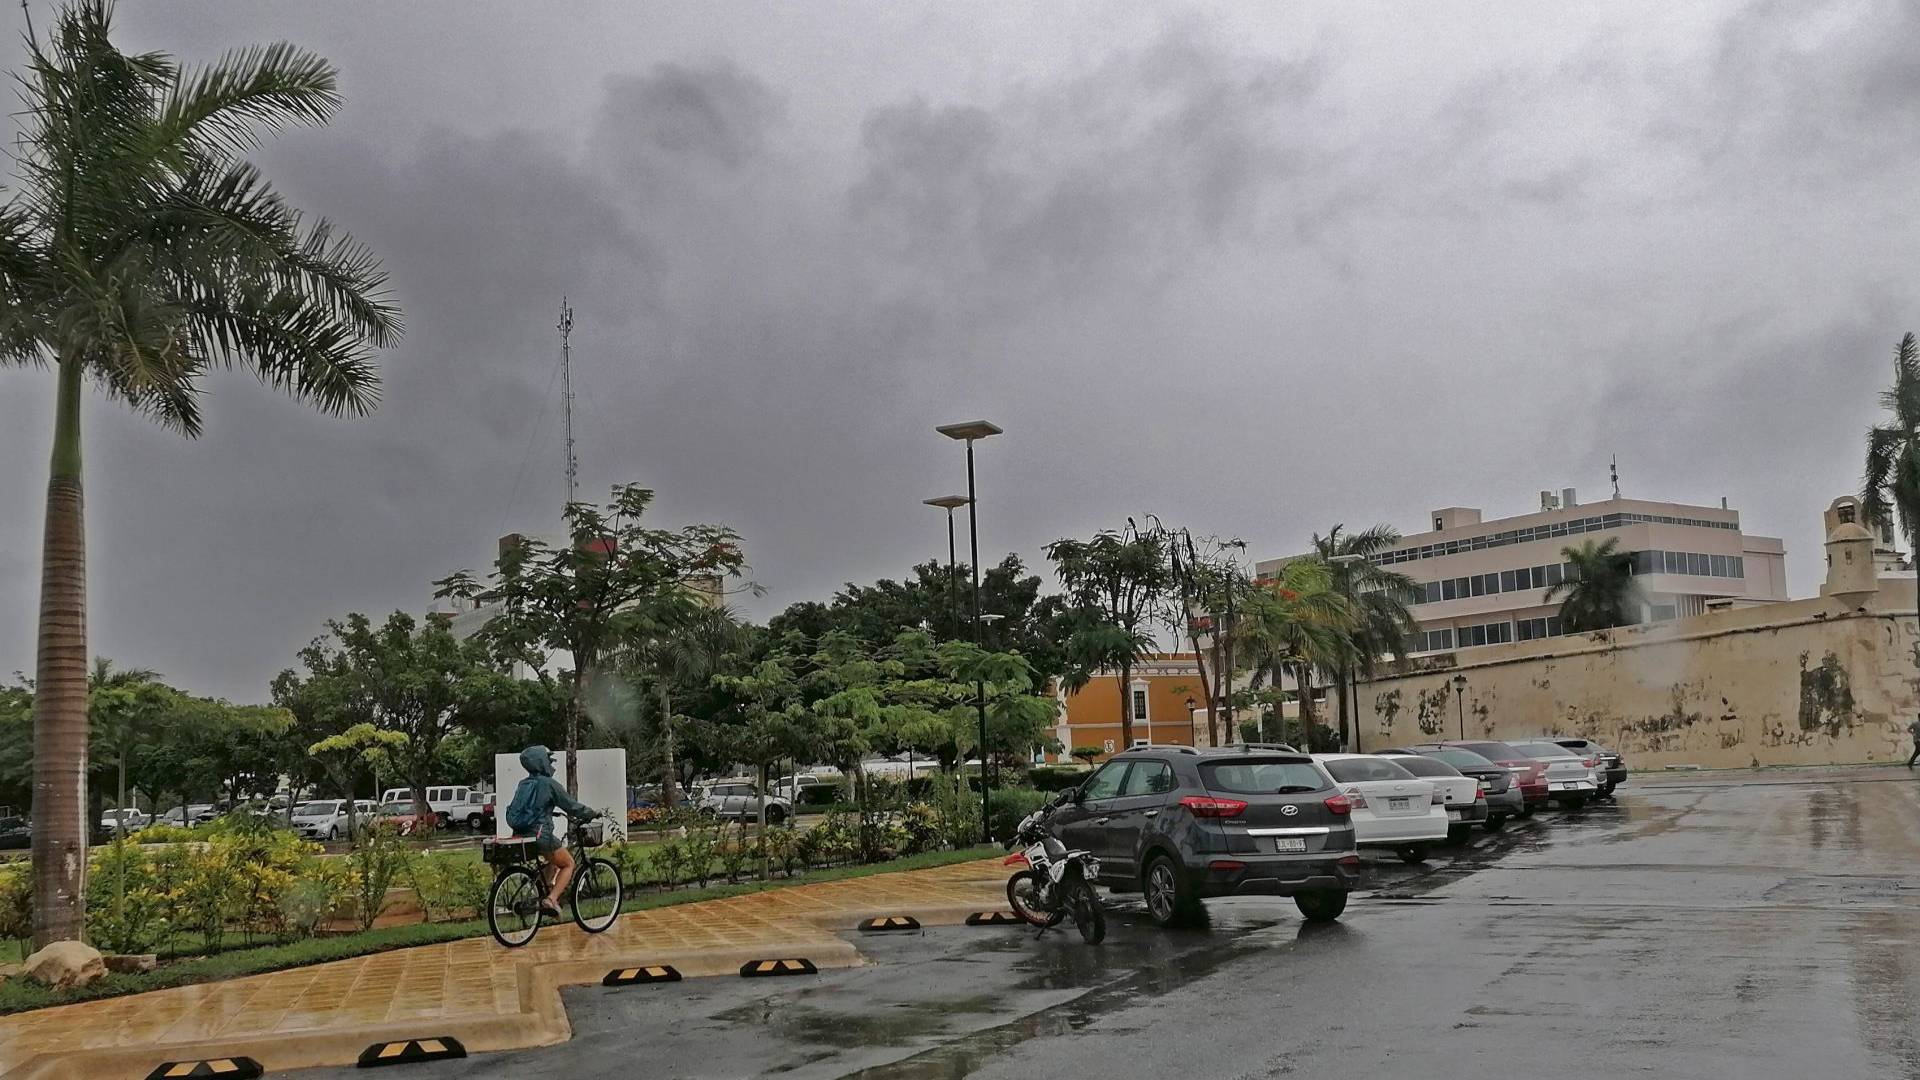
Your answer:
488,866 -> 544,948
571,857 -> 623,933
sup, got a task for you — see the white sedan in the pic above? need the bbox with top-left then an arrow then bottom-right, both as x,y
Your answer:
1312,753 -> 1450,864
98,807 -> 149,831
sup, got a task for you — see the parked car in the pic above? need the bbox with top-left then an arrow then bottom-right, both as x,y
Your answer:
379,786 -> 488,829
155,804 -> 215,827
0,816 -> 29,850
98,807 -> 149,832
1048,745 -> 1360,927
772,774 -> 837,801
1389,746 -> 1523,829
1372,752 -> 1486,841
1552,737 -> 1628,796
695,781 -> 791,824
375,800 -> 437,835
288,799 -> 378,841
466,792 -> 495,832
1312,753 -> 1449,864
1504,741 -> 1602,809
1421,740 -> 1550,817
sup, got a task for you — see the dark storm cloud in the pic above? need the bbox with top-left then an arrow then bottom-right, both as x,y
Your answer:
0,0 -> 1914,700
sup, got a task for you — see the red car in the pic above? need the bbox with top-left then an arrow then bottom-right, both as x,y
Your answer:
1419,740 -> 1549,818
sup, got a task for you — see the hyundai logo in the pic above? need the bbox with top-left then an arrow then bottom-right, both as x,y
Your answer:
1280,804 -> 1299,816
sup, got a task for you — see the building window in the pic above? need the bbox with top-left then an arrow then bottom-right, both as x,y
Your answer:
1442,578 -> 1457,601
1731,556 -> 1744,579
1130,686 -> 1149,724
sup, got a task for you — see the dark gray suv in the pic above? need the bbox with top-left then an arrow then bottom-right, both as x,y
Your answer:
1049,746 -> 1361,927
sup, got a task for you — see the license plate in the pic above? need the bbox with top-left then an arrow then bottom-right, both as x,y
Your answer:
1272,837 -> 1307,853
1387,797 -> 1411,811
1551,782 -> 1575,791
1446,809 -> 1463,822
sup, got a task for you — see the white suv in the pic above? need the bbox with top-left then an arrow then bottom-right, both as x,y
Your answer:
379,786 -> 488,829
289,799 -> 378,841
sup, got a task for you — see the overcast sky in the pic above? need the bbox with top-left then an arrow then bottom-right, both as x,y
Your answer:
0,0 -> 1914,701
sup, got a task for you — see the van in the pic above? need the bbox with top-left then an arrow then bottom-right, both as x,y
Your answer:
379,786 -> 488,828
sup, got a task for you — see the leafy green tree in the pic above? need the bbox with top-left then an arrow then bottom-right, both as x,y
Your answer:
1,2 -> 400,946
1310,525 -> 1419,745
434,484 -> 747,792
616,606 -> 747,808
1237,559 -> 1352,737
308,724 -> 406,841
87,660 -> 169,833
1047,523 -> 1174,747
278,612 -> 499,818
1545,538 -> 1643,632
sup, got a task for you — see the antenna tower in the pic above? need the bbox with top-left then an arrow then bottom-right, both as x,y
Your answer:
559,298 -> 577,508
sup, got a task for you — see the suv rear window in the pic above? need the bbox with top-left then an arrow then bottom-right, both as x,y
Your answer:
1459,741 -> 1524,761
1381,755 -> 1456,778
1323,758 -> 1414,783
1201,760 -> 1329,794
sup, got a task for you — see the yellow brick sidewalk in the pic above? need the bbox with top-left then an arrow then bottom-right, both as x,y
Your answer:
0,856 -> 1009,1078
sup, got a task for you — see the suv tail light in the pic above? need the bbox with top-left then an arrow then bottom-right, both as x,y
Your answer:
1431,788 -> 1446,804
1324,793 -> 1353,815
1179,795 -> 1248,818
1582,757 -> 1600,768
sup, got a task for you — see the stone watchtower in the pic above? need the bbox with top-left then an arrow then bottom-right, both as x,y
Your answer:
1822,497 -> 1877,608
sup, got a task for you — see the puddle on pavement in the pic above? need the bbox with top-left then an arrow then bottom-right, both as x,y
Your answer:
727,994 -> 1002,1049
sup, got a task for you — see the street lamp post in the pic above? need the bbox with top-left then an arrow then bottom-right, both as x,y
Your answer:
1186,697 -> 1197,747
923,495 -> 971,639
1451,673 -> 1468,740
937,420 -> 1002,844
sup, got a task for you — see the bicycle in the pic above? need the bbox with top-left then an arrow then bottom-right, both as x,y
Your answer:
484,810 -> 623,947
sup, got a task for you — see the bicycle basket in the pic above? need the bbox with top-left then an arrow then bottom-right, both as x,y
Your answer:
573,821 -> 605,847
483,837 -> 537,865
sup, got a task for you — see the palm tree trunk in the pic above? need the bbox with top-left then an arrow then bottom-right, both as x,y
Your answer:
1335,663 -> 1350,748
1117,658 -> 1134,746
32,357 -> 89,948
566,667 -> 583,794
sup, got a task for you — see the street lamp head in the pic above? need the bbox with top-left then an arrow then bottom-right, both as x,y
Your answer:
978,613 -> 1006,624
1451,673 -> 1468,692
1328,553 -> 1365,567
923,495 -> 971,509
936,420 -> 1003,442
1185,697 -> 1196,710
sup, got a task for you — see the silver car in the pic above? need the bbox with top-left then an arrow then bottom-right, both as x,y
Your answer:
1506,741 -> 1602,809
696,781 -> 792,824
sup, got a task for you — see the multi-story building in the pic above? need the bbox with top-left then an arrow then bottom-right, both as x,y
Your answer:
1257,490 -> 1789,656
1047,653 -> 1208,762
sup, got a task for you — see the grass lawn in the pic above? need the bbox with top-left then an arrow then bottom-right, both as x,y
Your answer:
0,846 -> 996,1015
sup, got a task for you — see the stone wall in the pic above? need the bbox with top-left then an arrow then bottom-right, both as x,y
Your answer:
1356,578 -> 1920,769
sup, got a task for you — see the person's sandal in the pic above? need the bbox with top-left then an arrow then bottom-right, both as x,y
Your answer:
538,899 -> 562,917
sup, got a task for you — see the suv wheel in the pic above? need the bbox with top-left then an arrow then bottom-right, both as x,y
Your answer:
1483,813 -> 1508,832
326,825 -> 338,841
467,813 -> 485,831
1294,889 -> 1347,923
1143,854 -> 1199,928
765,805 -> 787,825
1397,844 -> 1429,865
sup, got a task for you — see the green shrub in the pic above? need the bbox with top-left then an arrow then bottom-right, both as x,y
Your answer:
760,826 -> 800,877
718,824 -> 752,884
0,864 -> 31,957
1027,767 -> 1087,792
348,824 -> 410,931
650,838 -> 687,889
928,771 -> 982,850
812,811 -> 858,865
600,841 -> 650,888
987,788 -> 1051,845
406,851 -> 491,923
86,839 -> 172,954
680,821 -> 719,888
790,826 -> 824,870
130,823 -> 200,845
179,844 -> 241,950
900,802 -> 943,855
280,859 -> 356,939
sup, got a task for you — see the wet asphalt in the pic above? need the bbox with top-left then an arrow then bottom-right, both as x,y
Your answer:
284,768 -> 1920,1079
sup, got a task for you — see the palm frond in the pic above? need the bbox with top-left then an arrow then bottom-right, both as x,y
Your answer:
154,41 -> 338,157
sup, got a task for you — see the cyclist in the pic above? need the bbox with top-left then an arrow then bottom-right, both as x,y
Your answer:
505,745 -> 599,916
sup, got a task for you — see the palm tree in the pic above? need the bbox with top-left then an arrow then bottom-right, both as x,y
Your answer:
1862,333 -> 1920,552
1545,538 -> 1643,632
1,4 -> 400,946
88,658 -> 162,837
1311,525 -> 1419,746
1236,560 -> 1352,747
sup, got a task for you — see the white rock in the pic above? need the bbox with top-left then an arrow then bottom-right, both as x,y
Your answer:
23,940 -> 107,990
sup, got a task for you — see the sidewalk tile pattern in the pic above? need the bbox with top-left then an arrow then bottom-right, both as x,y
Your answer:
0,857 -> 1006,1075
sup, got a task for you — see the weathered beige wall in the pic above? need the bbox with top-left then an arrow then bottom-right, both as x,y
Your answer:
1358,578 -> 1920,769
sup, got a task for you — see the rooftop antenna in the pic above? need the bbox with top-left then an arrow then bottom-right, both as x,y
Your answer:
1610,454 -> 1620,499
558,298 -> 577,509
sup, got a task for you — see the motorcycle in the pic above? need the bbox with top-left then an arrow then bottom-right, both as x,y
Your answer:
1004,795 -> 1107,944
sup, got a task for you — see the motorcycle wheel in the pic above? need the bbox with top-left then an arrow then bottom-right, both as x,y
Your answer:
1006,869 -> 1063,928
1066,879 -> 1106,944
